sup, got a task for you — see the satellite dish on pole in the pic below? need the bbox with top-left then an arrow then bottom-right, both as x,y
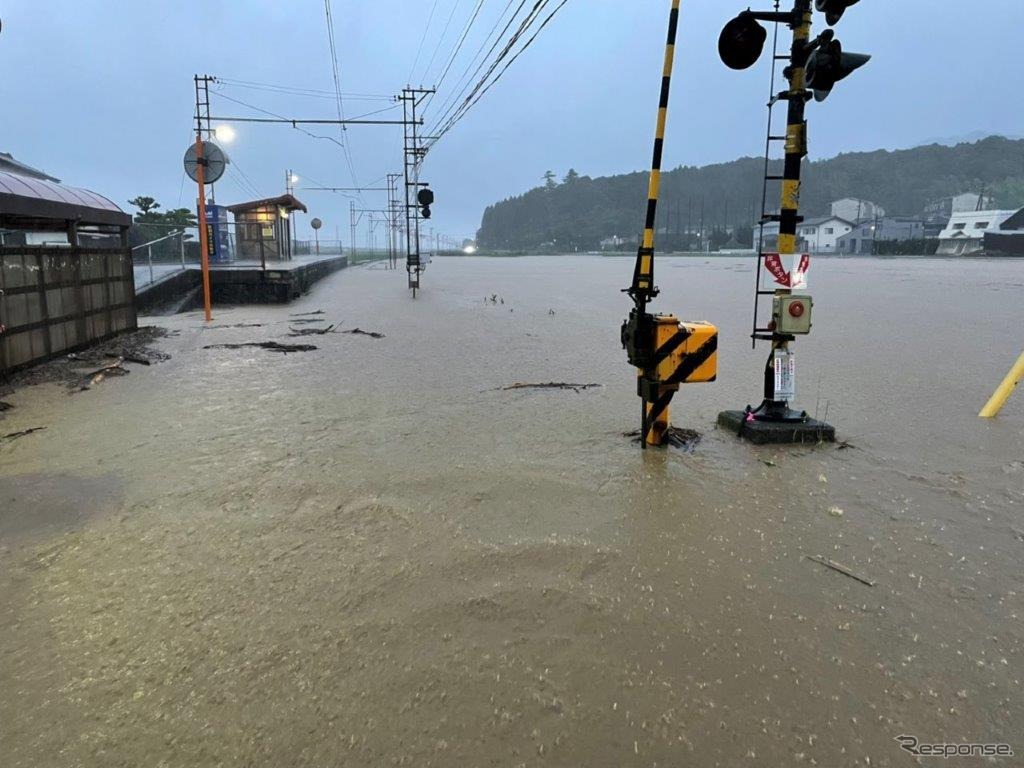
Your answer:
183,141 -> 229,185
310,218 -> 323,230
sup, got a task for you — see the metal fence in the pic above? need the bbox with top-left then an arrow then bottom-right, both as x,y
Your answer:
0,244 -> 137,374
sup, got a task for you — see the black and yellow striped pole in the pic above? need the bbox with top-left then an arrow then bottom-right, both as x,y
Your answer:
628,0 -> 680,308
760,0 -> 812,420
622,0 -> 718,448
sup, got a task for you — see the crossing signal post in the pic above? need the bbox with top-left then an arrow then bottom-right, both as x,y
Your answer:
622,0 -> 719,449
418,187 -> 433,220
715,0 -> 868,444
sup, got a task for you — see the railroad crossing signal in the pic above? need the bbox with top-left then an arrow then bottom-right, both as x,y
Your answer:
815,0 -> 859,26
718,13 -> 768,71
718,4 -> 870,103
805,33 -> 871,101
715,0 -> 866,443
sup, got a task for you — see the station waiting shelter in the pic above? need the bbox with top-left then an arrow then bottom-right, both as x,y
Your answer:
227,194 -> 307,265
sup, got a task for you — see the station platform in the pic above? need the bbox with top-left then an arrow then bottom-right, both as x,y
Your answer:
135,254 -> 349,313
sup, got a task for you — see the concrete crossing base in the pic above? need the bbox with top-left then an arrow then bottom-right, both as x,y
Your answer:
717,410 -> 836,445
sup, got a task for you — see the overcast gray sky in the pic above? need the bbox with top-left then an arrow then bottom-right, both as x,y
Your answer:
2,1 -> 1021,241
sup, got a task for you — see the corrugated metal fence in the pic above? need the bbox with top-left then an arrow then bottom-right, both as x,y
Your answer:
0,245 -> 137,374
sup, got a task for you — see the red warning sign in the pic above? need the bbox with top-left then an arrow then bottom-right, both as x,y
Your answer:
764,253 -> 810,288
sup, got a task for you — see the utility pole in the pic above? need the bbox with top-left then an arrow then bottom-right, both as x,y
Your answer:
399,87 -> 434,298
193,74 -> 214,322
716,0 -> 869,443
350,200 -> 357,266
387,172 -> 402,269
699,197 -> 705,252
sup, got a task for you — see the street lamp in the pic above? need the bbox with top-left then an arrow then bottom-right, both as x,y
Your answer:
214,124 -> 236,143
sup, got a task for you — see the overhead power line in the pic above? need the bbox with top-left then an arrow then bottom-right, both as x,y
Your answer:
409,0 -> 442,82
422,0 -> 488,113
426,0 -> 570,151
324,0 -> 363,199
425,0 -> 526,131
422,0 -> 465,84
214,77 -> 392,101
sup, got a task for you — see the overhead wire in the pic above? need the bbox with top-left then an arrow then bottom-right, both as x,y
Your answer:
422,0 -> 465,85
214,78 -> 392,101
409,0 -> 442,83
324,0 -> 363,200
424,0 -> 526,134
421,0 -> 488,114
426,0 -> 570,151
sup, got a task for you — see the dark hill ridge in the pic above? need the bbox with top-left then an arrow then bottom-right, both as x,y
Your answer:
477,136 -> 1024,250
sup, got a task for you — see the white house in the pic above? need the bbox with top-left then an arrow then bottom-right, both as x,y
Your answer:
831,198 -> 885,223
600,235 -> 627,251
937,209 -> 1021,255
757,216 -> 854,253
798,216 -> 855,253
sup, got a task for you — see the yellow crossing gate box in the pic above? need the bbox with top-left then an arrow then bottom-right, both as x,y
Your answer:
652,316 -> 719,387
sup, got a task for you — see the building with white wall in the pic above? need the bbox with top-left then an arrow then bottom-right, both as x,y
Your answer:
798,216 -> 855,253
831,198 -> 885,223
937,210 -> 1019,255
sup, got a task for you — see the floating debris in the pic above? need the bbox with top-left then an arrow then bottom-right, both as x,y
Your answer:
204,341 -> 318,353
203,323 -> 265,330
503,382 -> 600,393
74,359 -> 130,392
288,324 -> 339,337
10,327 -> 172,389
105,352 -> 151,366
290,310 -> 326,317
343,328 -> 386,339
1,426 -> 45,441
807,555 -> 876,587
289,318 -> 330,325
828,505 -> 845,518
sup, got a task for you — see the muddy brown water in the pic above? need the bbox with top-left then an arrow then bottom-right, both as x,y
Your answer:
1,256 -> 1021,767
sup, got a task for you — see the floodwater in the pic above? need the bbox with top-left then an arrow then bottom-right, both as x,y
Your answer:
1,255 -> 1021,767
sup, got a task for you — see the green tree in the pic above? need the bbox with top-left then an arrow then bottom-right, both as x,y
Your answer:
991,177 -> 1024,210
128,195 -> 163,224
563,168 -> 579,185
161,207 -> 198,229
477,137 -> 1024,251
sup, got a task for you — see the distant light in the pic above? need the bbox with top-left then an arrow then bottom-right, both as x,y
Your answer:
289,174 -> 300,184
214,125 -> 236,143
463,245 -> 477,254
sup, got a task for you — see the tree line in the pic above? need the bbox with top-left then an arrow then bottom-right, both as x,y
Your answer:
477,136 -> 1024,251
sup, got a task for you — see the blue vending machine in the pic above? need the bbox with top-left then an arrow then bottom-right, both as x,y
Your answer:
204,204 -> 234,264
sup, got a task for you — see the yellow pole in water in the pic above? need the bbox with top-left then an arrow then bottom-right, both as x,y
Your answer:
979,351 -> 1024,418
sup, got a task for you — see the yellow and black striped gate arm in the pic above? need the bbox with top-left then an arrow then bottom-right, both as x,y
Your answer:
628,0 -> 681,309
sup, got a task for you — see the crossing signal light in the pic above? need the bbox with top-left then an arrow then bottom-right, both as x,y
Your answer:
417,187 -> 434,220
805,38 -> 870,101
815,0 -> 860,26
718,12 -> 767,71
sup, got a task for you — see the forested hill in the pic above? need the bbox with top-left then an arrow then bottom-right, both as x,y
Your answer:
476,137 -> 1024,251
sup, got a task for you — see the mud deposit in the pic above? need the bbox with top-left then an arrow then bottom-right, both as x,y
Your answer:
1,256 -> 1021,766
